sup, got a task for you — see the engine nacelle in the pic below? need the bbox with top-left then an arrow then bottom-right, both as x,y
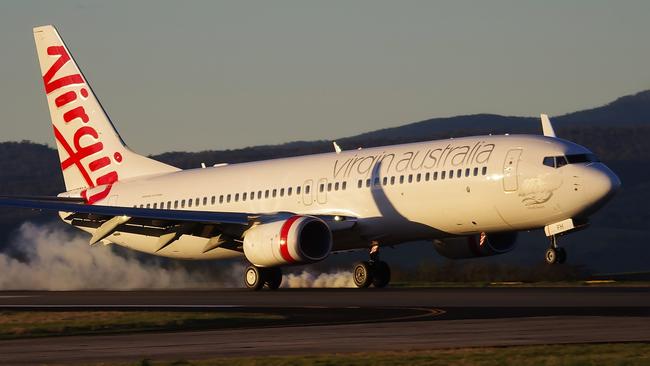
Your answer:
433,232 -> 518,259
243,215 -> 333,267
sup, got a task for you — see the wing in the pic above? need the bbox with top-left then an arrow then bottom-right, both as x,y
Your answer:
0,196 -> 357,253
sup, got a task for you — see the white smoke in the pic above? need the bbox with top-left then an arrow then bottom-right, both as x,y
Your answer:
0,222 -> 243,290
282,270 -> 355,288
0,222 -> 355,290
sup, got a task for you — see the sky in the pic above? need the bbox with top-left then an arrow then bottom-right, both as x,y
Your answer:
1,1 -> 649,154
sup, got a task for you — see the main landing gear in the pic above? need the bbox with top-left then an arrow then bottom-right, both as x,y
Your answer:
544,235 -> 567,265
353,242 -> 391,288
245,265 -> 282,290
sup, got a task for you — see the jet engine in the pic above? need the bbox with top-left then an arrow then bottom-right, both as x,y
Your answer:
433,232 -> 517,259
243,215 -> 332,267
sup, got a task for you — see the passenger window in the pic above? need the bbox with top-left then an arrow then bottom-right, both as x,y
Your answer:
195,198 -> 200,206
203,197 -> 207,205
153,203 -> 157,209
181,200 -> 185,208
250,192 -> 255,200
306,186 -> 311,194
235,193 -> 239,202
272,189 -> 277,197
441,171 -> 446,180
227,194 -> 232,203
425,172 -> 430,181
342,181 -> 347,190
416,173 -> 421,182
219,195 -> 224,203
366,179 -> 371,188
288,187 -> 292,196
433,172 -> 438,181
265,190 -> 270,198
320,184 -> 324,192
174,200 -> 178,209
211,196 -> 216,205
457,169 -> 462,178
465,168 -> 470,177
358,179 -> 363,188
188,199 -> 192,207
473,167 -> 479,176
390,176 -> 396,185
243,192 -> 247,201
374,177 -> 380,186
449,170 -> 454,179
400,175 -> 404,184
280,188 -> 285,197
258,191 -> 262,199
382,177 -> 388,186
327,183 -> 332,192
297,186 -> 302,195
334,182 -> 339,191
482,167 -> 488,175
167,201 -> 171,209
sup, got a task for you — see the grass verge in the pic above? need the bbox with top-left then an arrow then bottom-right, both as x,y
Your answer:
125,343 -> 650,366
0,311 -> 284,339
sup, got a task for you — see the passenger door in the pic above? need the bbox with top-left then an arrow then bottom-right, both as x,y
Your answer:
503,149 -> 523,192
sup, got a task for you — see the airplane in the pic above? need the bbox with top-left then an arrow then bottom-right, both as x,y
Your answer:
0,25 -> 621,290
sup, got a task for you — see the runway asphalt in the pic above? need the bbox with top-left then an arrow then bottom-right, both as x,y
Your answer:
0,287 -> 648,364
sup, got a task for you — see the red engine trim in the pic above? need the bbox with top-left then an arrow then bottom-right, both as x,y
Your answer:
279,215 -> 301,263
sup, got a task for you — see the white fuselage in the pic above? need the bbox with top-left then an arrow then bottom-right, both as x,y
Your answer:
65,134 -> 619,260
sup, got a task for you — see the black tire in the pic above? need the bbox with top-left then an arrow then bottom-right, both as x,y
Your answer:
545,248 -> 557,265
372,261 -> 391,288
556,247 -> 567,264
353,261 -> 373,288
265,267 -> 283,290
245,265 -> 265,290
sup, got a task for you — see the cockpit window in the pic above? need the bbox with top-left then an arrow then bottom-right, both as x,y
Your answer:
566,153 -> 599,164
542,154 -> 598,168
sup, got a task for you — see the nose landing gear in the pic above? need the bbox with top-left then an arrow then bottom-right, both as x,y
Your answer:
353,242 -> 391,288
544,235 -> 567,264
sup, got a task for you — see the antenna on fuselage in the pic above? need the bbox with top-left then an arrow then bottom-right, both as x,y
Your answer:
540,114 -> 557,138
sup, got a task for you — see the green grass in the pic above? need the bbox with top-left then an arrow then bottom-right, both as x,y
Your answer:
0,311 -> 284,339
120,343 -> 650,366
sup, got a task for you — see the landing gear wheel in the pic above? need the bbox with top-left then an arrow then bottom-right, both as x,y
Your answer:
372,261 -> 391,288
545,248 -> 558,265
353,261 -> 373,288
265,267 -> 283,290
556,247 -> 567,264
244,266 -> 265,290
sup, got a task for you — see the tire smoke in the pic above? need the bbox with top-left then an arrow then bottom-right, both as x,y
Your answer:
282,270 -> 355,288
0,223 -> 242,290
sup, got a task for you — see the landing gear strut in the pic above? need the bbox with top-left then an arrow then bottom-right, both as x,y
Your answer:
353,242 -> 391,288
245,265 -> 283,290
545,235 -> 567,265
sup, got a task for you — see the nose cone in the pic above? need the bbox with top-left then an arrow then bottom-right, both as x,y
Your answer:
586,163 -> 621,208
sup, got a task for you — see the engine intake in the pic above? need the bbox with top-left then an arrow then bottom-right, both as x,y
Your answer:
433,232 -> 517,259
243,215 -> 332,267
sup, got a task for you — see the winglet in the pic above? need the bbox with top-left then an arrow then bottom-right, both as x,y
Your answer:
333,141 -> 342,154
540,114 -> 556,138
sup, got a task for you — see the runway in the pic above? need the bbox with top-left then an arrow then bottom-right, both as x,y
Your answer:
0,287 -> 649,364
